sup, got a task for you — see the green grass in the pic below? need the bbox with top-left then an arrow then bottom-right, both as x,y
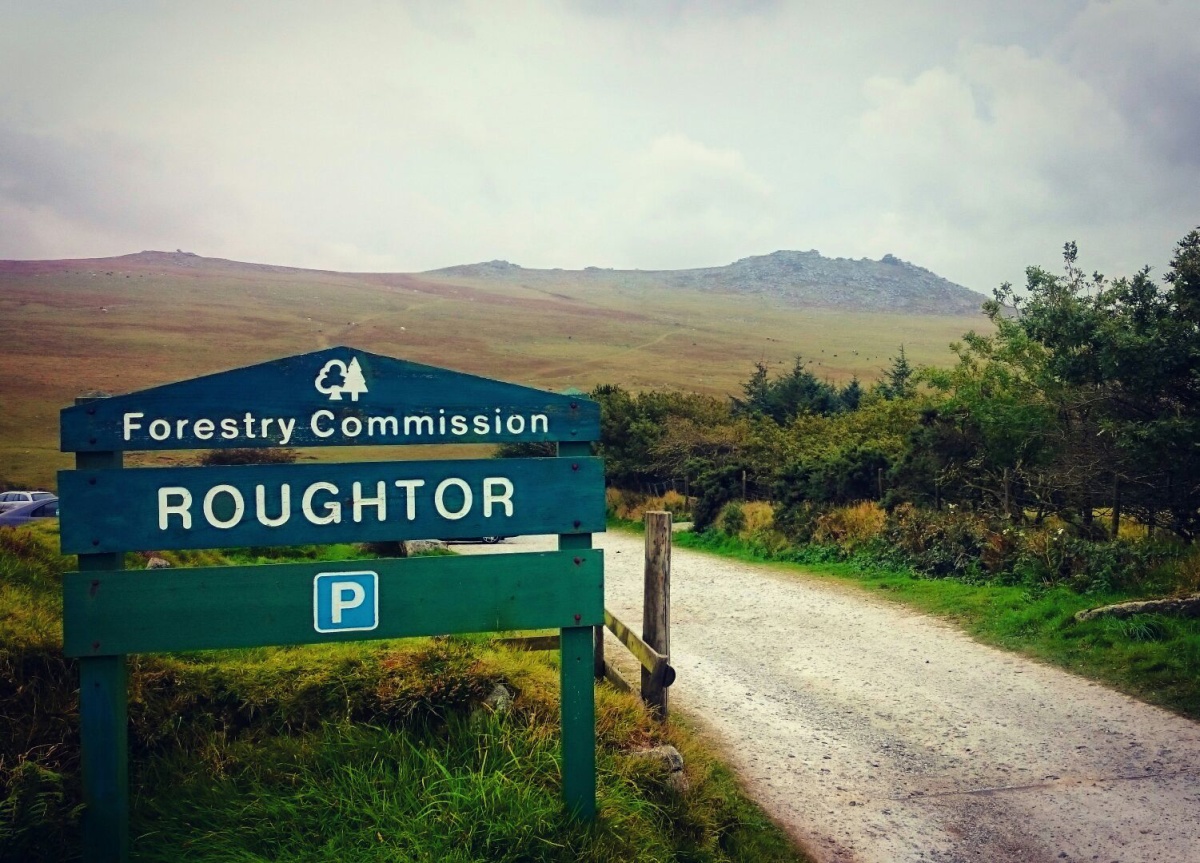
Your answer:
218,542 -> 382,565
131,709 -> 795,863
671,528 -> 1200,719
0,524 -> 809,862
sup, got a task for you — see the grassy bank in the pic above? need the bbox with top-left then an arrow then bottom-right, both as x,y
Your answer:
1,524 -> 808,862
670,528 -> 1200,720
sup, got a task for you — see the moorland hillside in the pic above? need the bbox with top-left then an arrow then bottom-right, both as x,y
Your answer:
0,249 -> 987,485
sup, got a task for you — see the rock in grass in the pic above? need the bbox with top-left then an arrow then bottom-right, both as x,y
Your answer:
406,540 -> 448,554
631,744 -> 689,793
146,557 -> 171,569
1074,593 -> 1200,622
484,683 -> 513,714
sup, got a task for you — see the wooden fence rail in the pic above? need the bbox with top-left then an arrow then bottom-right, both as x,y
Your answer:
499,511 -> 675,718
495,608 -> 676,695
602,609 -> 675,688
497,634 -> 562,652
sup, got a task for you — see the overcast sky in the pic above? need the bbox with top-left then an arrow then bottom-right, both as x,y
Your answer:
1,0 -> 1196,291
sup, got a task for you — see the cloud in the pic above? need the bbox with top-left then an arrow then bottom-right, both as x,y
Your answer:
0,0 -> 1194,290
0,124 -> 240,258
568,0 -> 782,23
839,5 -> 1200,289
608,135 -> 777,268
854,45 -> 1133,224
1059,0 -> 1200,169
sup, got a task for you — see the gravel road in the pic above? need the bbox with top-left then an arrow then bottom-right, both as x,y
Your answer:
456,531 -> 1200,863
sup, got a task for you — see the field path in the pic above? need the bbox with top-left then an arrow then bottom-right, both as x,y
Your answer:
458,532 -> 1200,863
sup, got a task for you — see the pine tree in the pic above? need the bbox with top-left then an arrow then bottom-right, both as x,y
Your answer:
732,360 -> 772,416
840,376 -> 864,411
343,357 -> 368,402
880,346 -> 914,400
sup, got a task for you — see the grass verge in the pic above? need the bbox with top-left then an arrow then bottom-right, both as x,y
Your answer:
671,528 -> 1200,720
1,523 -> 808,862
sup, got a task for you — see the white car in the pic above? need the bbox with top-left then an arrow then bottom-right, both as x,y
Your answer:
0,490 -> 56,513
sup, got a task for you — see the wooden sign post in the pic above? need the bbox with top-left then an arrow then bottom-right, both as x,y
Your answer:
59,347 -> 605,862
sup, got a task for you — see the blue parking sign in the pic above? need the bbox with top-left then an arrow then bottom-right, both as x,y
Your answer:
313,571 -> 379,634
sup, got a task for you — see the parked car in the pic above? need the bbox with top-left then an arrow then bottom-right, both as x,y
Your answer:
0,490 -> 56,513
0,497 -> 59,527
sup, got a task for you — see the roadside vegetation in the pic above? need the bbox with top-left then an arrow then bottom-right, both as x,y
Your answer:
0,523 -> 808,862
598,229 -> 1200,718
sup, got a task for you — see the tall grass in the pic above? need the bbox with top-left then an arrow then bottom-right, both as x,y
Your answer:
1,524 -> 809,862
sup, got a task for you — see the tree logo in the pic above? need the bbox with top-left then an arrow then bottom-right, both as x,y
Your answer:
314,357 -> 368,401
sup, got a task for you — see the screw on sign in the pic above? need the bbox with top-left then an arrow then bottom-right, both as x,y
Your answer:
58,347 -> 605,863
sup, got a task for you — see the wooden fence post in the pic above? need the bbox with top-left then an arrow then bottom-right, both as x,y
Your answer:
74,395 -> 129,863
557,439 -> 596,819
642,511 -> 671,718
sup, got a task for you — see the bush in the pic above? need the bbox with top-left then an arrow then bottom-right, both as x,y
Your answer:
719,502 -> 746,536
494,441 -> 557,458
882,504 -> 993,578
772,499 -> 823,544
606,488 -> 692,522
1171,548 -> 1200,595
813,502 -> 887,553
691,465 -> 745,532
739,501 -> 776,535
1013,532 -> 1174,594
199,447 -> 299,466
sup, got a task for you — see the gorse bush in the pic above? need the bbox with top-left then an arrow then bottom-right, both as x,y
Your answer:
813,502 -> 886,553
687,498 -> 1186,595
1174,548 -> 1200,594
605,489 -> 691,523
738,502 -> 777,536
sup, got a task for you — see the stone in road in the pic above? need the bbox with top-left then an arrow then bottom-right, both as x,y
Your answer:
458,532 -> 1200,862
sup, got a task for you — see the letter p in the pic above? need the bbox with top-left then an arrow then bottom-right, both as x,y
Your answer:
331,582 -> 365,623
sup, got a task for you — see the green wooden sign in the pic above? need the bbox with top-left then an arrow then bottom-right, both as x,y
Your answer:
64,550 -> 603,656
59,457 -> 604,554
60,345 -> 599,452
59,349 -> 604,863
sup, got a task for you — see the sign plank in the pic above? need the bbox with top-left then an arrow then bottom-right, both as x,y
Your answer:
59,457 -> 604,554
61,346 -> 600,452
63,550 -> 604,656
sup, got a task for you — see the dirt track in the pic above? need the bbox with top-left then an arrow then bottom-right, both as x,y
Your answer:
460,532 -> 1200,862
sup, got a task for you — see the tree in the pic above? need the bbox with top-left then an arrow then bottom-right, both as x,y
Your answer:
731,357 -> 842,423
973,229 -> 1200,538
591,384 -> 735,489
839,376 -> 864,411
342,357 -> 368,401
733,361 -> 772,417
877,346 -> 915,400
